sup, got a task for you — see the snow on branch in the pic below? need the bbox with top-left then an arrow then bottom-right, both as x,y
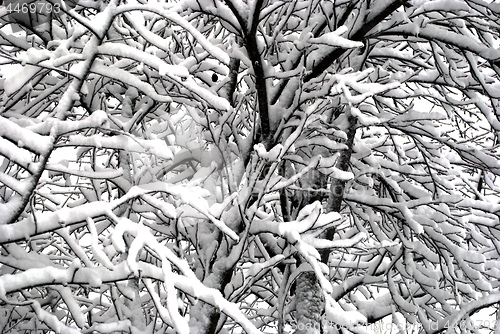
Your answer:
115,4 -> 230,65
91,62 -> 173,103
386,23 -> 500,61
0,260 -> 265,334
27,109 -> 110,136
0,116 -> 52,155
97,43 -> 189,79
309,26 -> 364,49
65,133 -> 174,160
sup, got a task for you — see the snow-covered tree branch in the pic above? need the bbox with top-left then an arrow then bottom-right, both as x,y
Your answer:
1,0 -> 500,333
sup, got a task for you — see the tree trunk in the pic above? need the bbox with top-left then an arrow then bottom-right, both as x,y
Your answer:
322,115 -> 357,263
294,272 -> 325,334
293,114 -> 357,334
188,248 -> 235,333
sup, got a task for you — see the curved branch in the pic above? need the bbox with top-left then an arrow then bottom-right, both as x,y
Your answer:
304,0 -> 409,82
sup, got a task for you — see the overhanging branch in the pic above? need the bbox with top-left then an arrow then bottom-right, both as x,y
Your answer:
304,0 -> 408,82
